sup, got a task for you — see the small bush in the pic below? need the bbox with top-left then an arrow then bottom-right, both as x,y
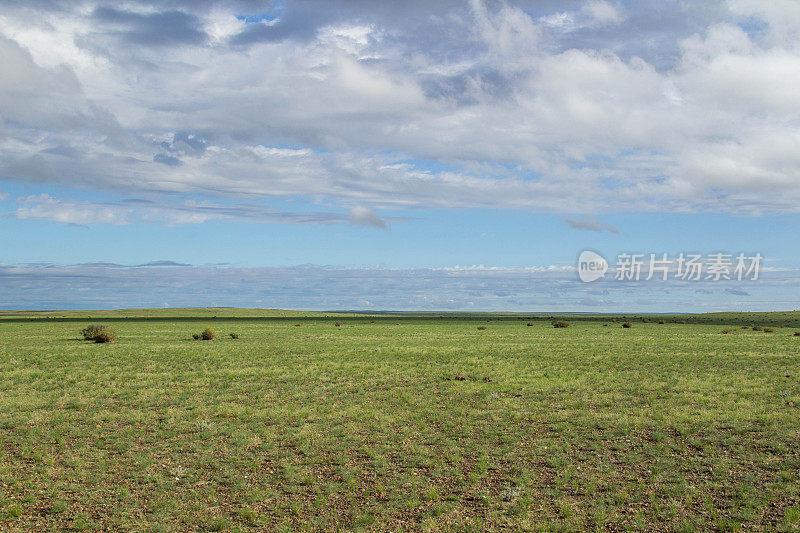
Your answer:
721,329 -> 733,334
81,324 -> 109,341
200,327 -> 216,340
552,321 -> 569,328
763,327 -> 774,333
752,326 -> 763,331
477,326 -> 487,330
658,320 -> 665,324
94,331 -> 116,343
192,334 -> 201,340
229,333 -> 239,339
526,323 -> 533,326
621,322 -> 633,328
334,322 -> 342,327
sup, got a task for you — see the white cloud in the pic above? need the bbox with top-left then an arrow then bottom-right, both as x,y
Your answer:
14,194 -> 394,228
564,215 -> 619,233
1,0 -> 800,218
582,1 -> 626,27
1,261 -> 798,312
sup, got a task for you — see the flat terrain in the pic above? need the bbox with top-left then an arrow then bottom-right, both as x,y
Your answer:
0,310 -> 799,531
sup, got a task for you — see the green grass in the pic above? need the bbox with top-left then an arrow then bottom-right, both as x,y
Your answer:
1,311 -> 799,530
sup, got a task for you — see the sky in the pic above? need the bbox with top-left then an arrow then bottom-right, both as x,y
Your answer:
1,0 -> 800,311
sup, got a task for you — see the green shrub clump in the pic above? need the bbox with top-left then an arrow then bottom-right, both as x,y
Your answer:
81,324 -> 111,341
229,333 -> 240,339
94,331 -> 117,343
621,322 -> 633,328
200,327 -> 216,340
762,327 -> 774,333
552,321 -> 569,328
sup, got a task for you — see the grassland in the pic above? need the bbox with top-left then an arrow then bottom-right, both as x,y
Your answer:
1,310 -> 799,531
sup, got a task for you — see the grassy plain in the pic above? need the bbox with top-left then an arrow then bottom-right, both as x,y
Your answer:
1,310 -> 799,531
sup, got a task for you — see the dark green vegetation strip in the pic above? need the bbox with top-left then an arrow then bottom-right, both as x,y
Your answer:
1,312 -> 799,530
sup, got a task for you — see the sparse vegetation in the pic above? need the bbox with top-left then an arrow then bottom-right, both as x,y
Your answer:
3,309 -> 800,531
229,332 -> 240,339
763,327 -> 775,333
552,321 -> 569,328
621,322 -> 632,328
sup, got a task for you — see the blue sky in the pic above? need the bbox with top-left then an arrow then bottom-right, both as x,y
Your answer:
1,0 -> 800,311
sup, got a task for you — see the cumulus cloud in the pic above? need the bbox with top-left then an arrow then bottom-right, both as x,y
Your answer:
1,0 -> 800,221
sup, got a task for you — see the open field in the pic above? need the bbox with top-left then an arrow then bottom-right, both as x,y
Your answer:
1,310 -> 799,531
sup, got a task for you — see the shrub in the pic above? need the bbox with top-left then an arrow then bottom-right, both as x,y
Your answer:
621,322 -> 632,328
94,330 -> 116,343
526,323 -> 533,326
721,329 -> 733,334
200,327 -> 216,340
81,324 -> 109,341
752,326 -> 763,331
229,333 -> 240,339
552,321 -> 569,328
658,320 -> 665,324
334,322 -> 342,327
763,327 -> 774,333
477,326 -> 487,330
192,334 -> 201,340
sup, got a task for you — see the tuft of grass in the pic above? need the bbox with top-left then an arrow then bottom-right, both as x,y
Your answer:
477,326 -> 487,330
762,327 -> 775,333
752,326 -> 763,331
621,322 -> 633,328
229,332 -> 240,339
552,321 -> 569,328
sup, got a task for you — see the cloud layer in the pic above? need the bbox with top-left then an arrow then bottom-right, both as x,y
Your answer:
1,261 -> 796,312
2,0 -> 800,222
